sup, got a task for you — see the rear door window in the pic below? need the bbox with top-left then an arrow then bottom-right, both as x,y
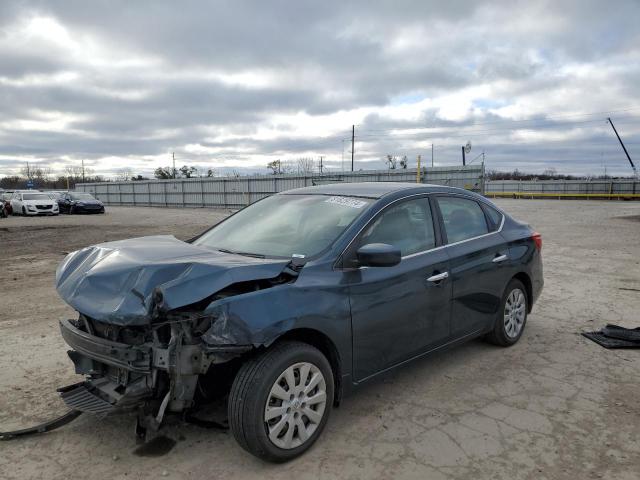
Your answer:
437,196 -> 489,243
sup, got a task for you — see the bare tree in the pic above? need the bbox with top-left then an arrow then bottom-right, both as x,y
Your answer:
385,155 -> 397,170
20,164 -> 35,180
296,157 -> 316,174
281,160 -> 295,174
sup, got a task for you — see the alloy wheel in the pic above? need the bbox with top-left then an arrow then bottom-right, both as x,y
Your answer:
504,288 -> 526,338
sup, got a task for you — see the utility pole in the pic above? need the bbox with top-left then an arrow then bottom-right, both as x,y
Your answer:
319,156 -> 324,174
416,155 -> 421,183
351,125 -> 355,172
172,152 -> 176,179
607,117 -> 638,179
81,159 -> 85,183
431,144 -> 434,168
461,146 -> 466,166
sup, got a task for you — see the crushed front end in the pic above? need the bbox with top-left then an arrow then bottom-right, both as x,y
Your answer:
58,312 -> 244,428
54,235 -> 296,430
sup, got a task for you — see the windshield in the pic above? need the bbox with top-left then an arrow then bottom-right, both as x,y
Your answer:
194,194 -> 373,258
70,193 -> 95,200
23,193 -> 50,201
47,192 -> 62,199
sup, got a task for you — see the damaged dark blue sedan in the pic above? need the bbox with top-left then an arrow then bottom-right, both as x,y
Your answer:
56,182 -> 543,462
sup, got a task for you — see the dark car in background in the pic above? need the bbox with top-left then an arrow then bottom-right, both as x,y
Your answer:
57,191 -> 105,214
55,182 -> 543,462
1,191 -> 14,215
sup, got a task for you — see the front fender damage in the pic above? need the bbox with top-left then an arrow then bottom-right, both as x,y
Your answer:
57,249 -> 302,435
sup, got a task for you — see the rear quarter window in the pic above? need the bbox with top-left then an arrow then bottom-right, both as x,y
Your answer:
483,204 -> 504,231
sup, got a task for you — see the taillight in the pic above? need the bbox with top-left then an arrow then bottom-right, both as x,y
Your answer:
532,232 -> 542,250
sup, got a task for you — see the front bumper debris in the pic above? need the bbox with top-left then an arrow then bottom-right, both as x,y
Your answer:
60,318 -> 151,373
58,382 -> 115,415
0,410 -> 82,441
58,316 -> 251,419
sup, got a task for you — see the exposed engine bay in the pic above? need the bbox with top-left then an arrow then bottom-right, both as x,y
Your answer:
53,235 -> 301,436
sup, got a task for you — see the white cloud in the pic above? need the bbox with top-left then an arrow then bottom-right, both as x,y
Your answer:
1,1 -> 639,178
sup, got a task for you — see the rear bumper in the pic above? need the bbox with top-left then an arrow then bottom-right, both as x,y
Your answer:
530,250 -> 544,306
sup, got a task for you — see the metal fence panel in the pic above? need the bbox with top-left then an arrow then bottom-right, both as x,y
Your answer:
485,179 -> 639,196
76,165 -> 485,208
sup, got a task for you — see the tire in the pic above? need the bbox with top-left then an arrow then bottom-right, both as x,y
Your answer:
69,206 -> 75,215
485,279 -> 528,347
22,206 -> 26,216
229,341 -> 334,462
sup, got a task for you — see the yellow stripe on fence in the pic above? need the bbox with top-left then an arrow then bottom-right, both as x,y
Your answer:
485,192 -> 640,199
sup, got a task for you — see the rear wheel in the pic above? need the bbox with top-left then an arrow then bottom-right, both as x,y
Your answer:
22,206 -> 26,216
229,341 -> 333,462
485,279 -> 528,346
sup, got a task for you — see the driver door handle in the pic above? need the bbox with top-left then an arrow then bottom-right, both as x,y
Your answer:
426,272 -> 449,282
492,254 -> 508,263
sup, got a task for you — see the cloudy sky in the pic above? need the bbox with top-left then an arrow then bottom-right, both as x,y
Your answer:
1,0 -> 639,179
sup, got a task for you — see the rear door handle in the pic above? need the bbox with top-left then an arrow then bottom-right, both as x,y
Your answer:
492,254 -> 508,263
426,272 -> 449,282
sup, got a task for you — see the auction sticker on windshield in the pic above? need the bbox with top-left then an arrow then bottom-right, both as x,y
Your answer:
325,196 -> 368,209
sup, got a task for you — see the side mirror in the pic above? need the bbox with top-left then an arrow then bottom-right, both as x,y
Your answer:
356,243 -> 401,267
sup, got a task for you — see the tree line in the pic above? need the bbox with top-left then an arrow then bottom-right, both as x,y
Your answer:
0,166 -> 108,190
485,168 -> 634,181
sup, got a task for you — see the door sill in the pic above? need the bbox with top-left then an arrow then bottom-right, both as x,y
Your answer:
353,328 -> 484,384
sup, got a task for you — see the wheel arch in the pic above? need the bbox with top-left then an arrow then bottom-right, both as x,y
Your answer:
272,328 -> 343,406
512,271 -> 533,313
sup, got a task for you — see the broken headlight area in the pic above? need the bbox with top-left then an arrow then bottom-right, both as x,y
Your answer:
58,312 -> 251,430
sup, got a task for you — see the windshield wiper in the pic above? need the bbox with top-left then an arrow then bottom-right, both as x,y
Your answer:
217,248 -> 266,259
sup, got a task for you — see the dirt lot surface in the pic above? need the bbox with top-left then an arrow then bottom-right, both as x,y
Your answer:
1,200 -> 639,480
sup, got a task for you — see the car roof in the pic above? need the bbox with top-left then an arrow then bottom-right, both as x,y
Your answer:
281,182 -> 482,199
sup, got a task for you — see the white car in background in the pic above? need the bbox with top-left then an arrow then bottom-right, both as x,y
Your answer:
10,191 -> 59,216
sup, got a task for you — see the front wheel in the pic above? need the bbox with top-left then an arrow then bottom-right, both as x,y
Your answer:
229,341 -> 334,462
485,279 -> 528,346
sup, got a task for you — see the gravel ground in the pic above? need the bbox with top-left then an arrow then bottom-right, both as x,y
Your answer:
0,200 -> 639,480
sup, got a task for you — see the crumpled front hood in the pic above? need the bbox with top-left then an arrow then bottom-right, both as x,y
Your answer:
56,235 -> 290,325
